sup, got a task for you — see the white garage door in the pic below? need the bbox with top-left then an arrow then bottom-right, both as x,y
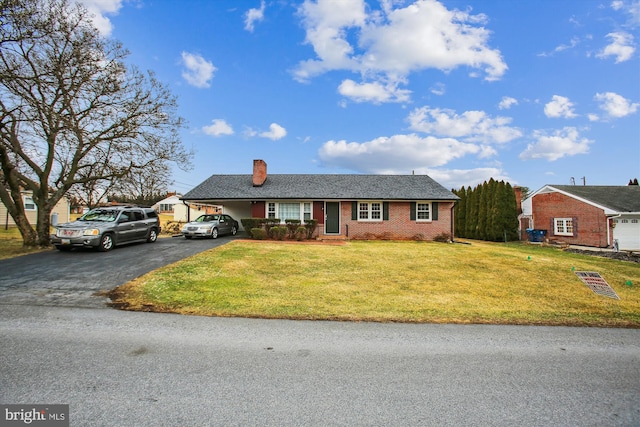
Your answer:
613,215 -> 640,251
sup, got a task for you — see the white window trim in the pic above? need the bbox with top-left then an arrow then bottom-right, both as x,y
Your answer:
23,196 -> 36,211
358,201 -> 383,222
416,201 -> 432,222
554,218 -> 573,236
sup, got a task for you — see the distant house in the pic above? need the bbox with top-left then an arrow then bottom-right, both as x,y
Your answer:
521,185 -> 640,251
152,193 -> 221,222
181,159 -> 459,240
152,193 -> 182,214
0,191 -> 70,227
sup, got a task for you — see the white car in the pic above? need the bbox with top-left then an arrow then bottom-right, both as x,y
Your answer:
181,214 -> 238,239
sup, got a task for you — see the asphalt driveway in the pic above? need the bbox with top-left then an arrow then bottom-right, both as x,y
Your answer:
0,234 -> 239,308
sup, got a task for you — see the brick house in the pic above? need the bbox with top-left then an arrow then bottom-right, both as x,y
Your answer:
181,160 -> 459,240
521,185 -> 640,250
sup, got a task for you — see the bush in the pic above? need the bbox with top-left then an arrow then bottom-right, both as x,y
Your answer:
304,219 -> 318,239
241,218 -> 266,232
250,228 -> 267,240
265,218 -> 281,236
284,219 -> 301,238
295,226 -> 307,241
270,226 -> 287,240
433,232 -> 452,243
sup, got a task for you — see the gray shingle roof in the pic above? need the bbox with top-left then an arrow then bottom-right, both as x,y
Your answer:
552,185 -> 640,212
182,174 -> 459,201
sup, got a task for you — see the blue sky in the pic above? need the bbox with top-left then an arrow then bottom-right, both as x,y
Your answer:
82,0 -> 639,194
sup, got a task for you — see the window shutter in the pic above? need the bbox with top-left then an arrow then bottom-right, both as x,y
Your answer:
550,218 -> 555,236
383,202 -> 389,220
432,202 -> 439,221
410,202 -> 416,221
572,217 -> 578,237
352,201 -> 357,220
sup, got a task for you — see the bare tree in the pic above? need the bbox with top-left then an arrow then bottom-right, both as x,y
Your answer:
0,0 -> 192,246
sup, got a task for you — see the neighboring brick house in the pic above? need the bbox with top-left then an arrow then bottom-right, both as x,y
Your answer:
521,185 -> 640,250
181,160 -> 459,240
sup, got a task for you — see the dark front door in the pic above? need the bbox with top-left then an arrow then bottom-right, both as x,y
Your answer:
325,202 -> 340,234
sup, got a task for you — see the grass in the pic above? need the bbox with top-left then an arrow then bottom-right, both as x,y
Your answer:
0,227 -> 49,260
109,240 -> 640,327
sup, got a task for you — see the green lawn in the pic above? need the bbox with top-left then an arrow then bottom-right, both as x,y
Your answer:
0,227 -> 49,260
110,240 -> 640,327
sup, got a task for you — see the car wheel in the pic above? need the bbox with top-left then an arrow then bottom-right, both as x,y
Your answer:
184,235 -> 192,240
231,226 -> 237,236
147,228 -> 158,243
55,245 -> 72,252
98,233 -> 114,252
211,227 -> 218,239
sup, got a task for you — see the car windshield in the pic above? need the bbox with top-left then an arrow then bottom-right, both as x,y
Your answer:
195,215 -> 219,222
80,209 -> 119,222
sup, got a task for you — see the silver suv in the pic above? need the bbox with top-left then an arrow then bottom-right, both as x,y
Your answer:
50,206 -> 161,252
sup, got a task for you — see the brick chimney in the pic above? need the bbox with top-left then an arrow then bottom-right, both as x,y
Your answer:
513,186 -> 523,214
252,159 -> 267,187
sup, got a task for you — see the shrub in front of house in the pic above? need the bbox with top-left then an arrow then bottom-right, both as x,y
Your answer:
285,219 -> 301,238
250,228 -> 267,240
433,232 -> 452,243
241,218 -> 266,232
304,219 -> 318,238
295,226 -> 307,241
270,226 -> 287,240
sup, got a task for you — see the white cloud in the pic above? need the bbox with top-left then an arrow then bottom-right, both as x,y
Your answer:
294,0 -> 507,103
594,91 -> 639,118
259,123 -> 287,140
181,52 -> 216,88
597,31 -> 635,63
424,167 -> 512,190
202,119 -> 234,137
407,106 -> 522,144
79,0 -> 123,36
318,133 -> 479,173
338,79 -> 411,103
244,1 -> 266,32
519,127 -> 592,161
430,82 -> 446,96
544,95 -> 578,118
498,96 -> 518,110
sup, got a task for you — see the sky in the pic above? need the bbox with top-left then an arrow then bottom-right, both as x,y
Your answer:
80,0 -> 639,194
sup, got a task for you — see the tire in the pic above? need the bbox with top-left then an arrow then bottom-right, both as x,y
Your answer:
231,226 -> 237,236
211,227 -> 219,239
55,245 -> 72,252
98,233 -> 114,252
147,228 -> 158,243
184,235 -> 192,240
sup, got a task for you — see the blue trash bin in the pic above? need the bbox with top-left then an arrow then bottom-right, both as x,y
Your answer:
530,229 -> 547,242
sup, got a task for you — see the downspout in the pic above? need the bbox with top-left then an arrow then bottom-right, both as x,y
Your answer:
451,201 -> 456,241
607,213 -> 621,248
183,200 -> 191,222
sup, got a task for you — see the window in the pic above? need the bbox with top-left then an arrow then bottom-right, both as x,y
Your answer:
266,202 -> 313,222
554,218 -> 573,236
23,196 -> 36,211
278,203 -> 300,221
358,202 -> 382,221
632,219 -> 638,224
303,203 -> 311,221
416,203 -> 430,221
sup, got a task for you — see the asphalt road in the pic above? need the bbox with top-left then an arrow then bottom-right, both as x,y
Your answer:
1,235 -> 639,426
1,306 -> 639,426
0,234 -> 239,308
